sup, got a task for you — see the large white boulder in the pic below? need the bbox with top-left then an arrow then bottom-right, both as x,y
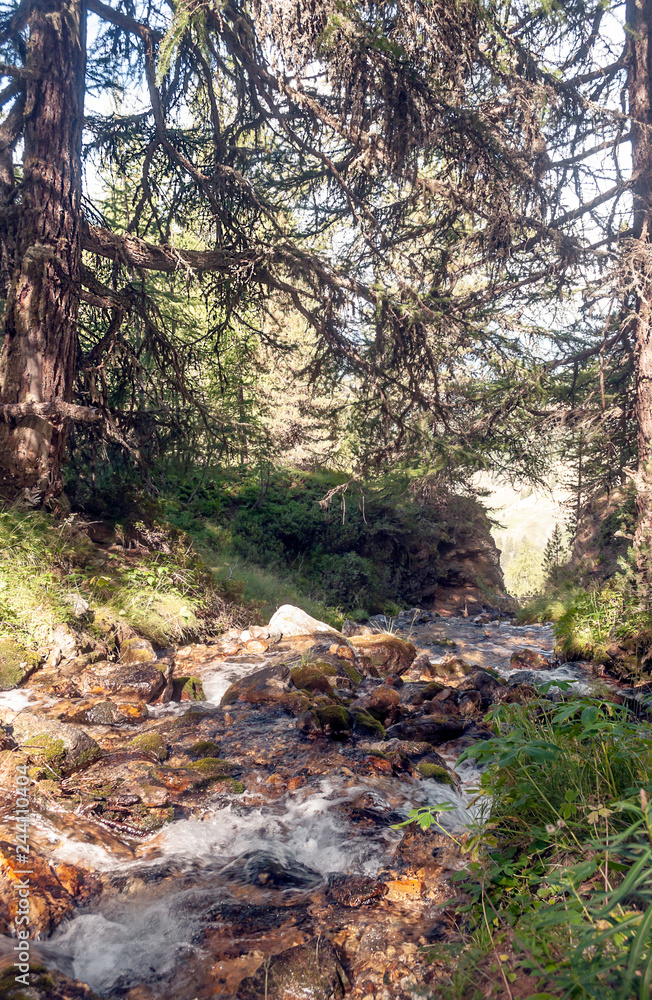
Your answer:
267,605 -> 342,638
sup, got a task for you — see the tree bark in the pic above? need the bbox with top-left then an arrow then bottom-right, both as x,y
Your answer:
0,0 -> 86,501
628,0 -> 652,600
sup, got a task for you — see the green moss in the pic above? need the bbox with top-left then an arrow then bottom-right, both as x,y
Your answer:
169,705 -> 213,726
130,732 -> 168,761
352,709 -> 386,739
189,757 -> 239,776
0,638 -> 39,690
175,675 -> 206,701
315,705 -> 353,733
24,734 -> 66,774
224,778 -> 245,794
34,973 -> 56,991
416,761 -> 455,786
132,803 -> 175,830
309,660 -> 338,676
291,665 -> 333,693
74,745 -> 102,770
190,739 -> 221,758
343,663 -> 363,685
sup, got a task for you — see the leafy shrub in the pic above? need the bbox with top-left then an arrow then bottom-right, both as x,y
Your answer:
418,695 -> 652,999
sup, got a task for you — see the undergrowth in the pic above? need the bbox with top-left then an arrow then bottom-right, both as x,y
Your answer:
0,506 -> 251,654
519,573 -> 652,672
416,694 -> 652,998
68,463 -> 503,619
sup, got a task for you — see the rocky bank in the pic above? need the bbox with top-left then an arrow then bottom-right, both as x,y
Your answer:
0,603 -> 593,1000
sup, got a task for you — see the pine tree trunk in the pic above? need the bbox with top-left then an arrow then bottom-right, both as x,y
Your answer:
0,0 -> 86,501
628,0 -> 652,600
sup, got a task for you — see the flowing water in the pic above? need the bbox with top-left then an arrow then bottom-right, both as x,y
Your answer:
0,614 -> 601,998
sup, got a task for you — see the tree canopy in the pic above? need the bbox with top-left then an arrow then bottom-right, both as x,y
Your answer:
0,0 -> 652,588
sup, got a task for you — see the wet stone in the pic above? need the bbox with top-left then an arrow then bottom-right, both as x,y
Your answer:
236,939 -> 346,1000
221,664 -> 292,707
327,873 -> 389,907
349,634 -> 417,675
385,715 -> 467,744
119,636 -> 156,665
80,661 -> 165,703
4,716 -> 101,777
0,841 -> 101,936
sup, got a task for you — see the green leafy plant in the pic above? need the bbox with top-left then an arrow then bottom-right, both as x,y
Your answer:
428,695 -> 652,999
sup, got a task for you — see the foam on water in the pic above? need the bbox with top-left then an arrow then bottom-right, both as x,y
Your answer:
147,777 -> 400,874
201,658 -> 263,705
40,906 -> 199,995
36,767 -> 479,994
0,688 -> 42,715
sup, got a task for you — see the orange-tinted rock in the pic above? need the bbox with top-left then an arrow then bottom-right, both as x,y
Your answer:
385,878 -> 424,901
244,639 -> 268,654
0,841 -> 100,936
80,661 -> 164,702
349,634 -> 416,675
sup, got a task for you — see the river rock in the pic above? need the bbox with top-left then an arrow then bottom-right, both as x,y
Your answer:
495,681 -> 538,704
80,660 -> 165,702
510,647 -> 549,670
63,698 -> 149,726
434,655 -> 475,678
349,684 -> 401,724
458,668 -> 505,706
267,605 -> 343,638
386,715 -> 467,744
384,876 -> 424,900
348,634 -> 416,674
327,872 -> 388,906
236,939 -> 346,1000
4,716 -> 101,776
46,623 -> 78,668
119,636 -> 156,664
221,664 -> 292,707
0,841 -> 100,936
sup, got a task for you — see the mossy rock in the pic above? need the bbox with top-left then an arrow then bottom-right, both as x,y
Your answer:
190,739 -> 221,758
164,705 -> 214,729
438,657 -> 474,677
189,757 -> 240,777
0,638 -> 39,690
130,732 -> 168,761
351,710 -> 385,739
309,660 -> 338,676
224,778 -> 245,794
349,634 -> 416,674
173,675 -> 206,701
315,705 -> 353,737
343,663 -> 363,686
291,665 -> 333,694
23,734 -> 67,776
416,761 -> 456,786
